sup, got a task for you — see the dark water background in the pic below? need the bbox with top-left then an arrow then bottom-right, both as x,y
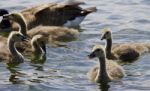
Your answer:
0,0 -> 150,91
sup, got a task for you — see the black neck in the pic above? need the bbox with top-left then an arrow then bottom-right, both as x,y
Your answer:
8,40 -> 18,56
18,19 -> 27,36
8,38 -> 24,62
97,56 -> 110,83
32,41 -> 42,54
106,38 -> 112,57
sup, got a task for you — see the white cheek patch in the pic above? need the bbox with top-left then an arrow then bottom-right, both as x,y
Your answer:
0,17 -> 2,23
63,16 -> 85,27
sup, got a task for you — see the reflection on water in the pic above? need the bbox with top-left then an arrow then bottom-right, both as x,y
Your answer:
0,0 -> 150,91
7,65 -> 26,84
98,83 -> 110,91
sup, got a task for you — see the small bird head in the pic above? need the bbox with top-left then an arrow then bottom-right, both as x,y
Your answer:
101,28 -> 111,40
9,32 -> 28,42
88,45 -> 105,59
3,13 -> 23,22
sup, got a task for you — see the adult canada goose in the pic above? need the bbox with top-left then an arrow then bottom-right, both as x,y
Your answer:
87,45 -> 125,83
0,1 -> 97,31
101,28 -> 150,62
4,13 -> 79,42
0,31 -> 27,63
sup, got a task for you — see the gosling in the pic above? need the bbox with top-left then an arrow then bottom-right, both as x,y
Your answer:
29,34 -> 47,63
0,31 -> 27,63
101,28 -> 150,62
12,34 -> 47,64
87,45 -> 125,83
21,34 -> 47,56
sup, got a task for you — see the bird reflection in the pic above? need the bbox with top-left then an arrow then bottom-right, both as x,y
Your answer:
7,64 -> 25,84
30,53 -> 46,71
98,82 -> 110,91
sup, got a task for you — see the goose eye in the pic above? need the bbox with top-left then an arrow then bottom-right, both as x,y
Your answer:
106,32 -> 109,34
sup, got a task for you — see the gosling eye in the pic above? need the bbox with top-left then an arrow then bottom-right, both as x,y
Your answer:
105,32 -> 109,34
16,34 -> 21,37
11,14 -> 15,17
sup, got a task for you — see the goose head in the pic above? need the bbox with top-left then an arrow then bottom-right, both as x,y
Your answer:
3,13 -> 24,23
4,13 -> 27,36
8,32 -> 27,42
31,34 -> 47,45
88,45 -> 106,59
101,28 -> 111,40
31,34 -> 47,53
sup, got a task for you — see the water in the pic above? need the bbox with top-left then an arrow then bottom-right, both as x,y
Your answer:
0,0 -> 150,91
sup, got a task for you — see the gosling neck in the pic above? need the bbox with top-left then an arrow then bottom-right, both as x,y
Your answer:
97,56 -> 110,83
8,38 -> 24,62
105,37 -> 112,58
17,18 -> 27,36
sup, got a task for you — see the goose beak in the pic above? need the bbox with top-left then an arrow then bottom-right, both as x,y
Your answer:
88,52 -> 96,59
101,34 -> 106,40
2,14 -> 11,20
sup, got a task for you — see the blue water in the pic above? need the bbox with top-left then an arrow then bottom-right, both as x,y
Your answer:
0,0 -> 150,91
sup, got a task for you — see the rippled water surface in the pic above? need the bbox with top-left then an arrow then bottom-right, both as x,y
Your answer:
0,0 -> 150,91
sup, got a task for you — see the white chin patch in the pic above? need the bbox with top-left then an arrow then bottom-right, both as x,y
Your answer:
63,16 -> 85,27
0,17 -> 2,23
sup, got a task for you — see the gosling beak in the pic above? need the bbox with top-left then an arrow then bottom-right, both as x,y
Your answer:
2,14 -> 10,20
101,34 -> 106,40
88,52 -> 96,59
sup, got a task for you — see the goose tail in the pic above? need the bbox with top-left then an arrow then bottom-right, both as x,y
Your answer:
82,7 -> 97,15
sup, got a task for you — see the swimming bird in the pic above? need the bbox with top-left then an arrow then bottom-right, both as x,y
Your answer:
0,31 -> 27,63
21,34 -> 47,63
31,34 -> 46,54
21,34 -> 47,55
87,45 -> 125,83
4,13 -> 79,43
0,1 -> 97,31
101,28 -> 150,62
